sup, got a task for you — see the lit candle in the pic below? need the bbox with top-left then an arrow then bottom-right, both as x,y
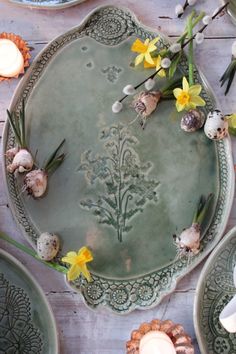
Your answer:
0,39 -> 24,78
139,331 -> 176,354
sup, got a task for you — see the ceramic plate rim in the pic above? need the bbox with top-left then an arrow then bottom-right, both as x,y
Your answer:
1,5 -> 235,313
8,0 -> 86,10
194,226 -> 236,354
0,248 -> 59,353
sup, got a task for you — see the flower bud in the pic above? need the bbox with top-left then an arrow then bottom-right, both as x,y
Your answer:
161,58 -> 171,69
188,0 -> 197,5
195,32 -> 205,45
112,101 -> 123,113
232,41 -> 236,59
145,78 -> 156,91
123,84 -> 136,95
175,4 -> 184,16
202,15 -> 212,25
169,43 -> 182,53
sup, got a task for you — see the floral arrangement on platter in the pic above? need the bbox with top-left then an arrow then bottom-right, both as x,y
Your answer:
0,230 -> 93,282
112,1 -> 236,141
6,101 -> 66,198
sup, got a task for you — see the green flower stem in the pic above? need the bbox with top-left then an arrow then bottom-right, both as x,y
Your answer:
177,11 -> 205,46
119,3 -> 229,103
0,231 -> 68,274
187,14 -> 194,86
159,11 -> 205,58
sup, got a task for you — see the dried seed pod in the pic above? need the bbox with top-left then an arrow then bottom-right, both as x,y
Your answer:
7,148 -> 34,173
126,319 -> 194,354
181,109 -> 205,132
24,169 -> 48,198
132,91 -> 161,129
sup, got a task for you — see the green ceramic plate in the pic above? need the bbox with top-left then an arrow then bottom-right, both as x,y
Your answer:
227,0 -> 236,25
8,0 -> 86,10
2,6 -> 235,314
0,249 -> 58,353
194,227 -> 236,354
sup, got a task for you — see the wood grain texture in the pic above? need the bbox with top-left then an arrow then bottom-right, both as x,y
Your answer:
0,1 -> 236,353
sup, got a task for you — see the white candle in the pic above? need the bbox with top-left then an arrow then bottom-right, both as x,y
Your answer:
0,39 -> 24,78
139,331 -> 176,354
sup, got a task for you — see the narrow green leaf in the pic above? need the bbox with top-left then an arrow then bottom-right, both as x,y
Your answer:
168,52 -> 182,79
7,110 -> 22,147
44,139 -> 66,170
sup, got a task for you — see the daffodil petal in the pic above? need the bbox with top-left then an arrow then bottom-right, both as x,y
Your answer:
144,60 -> 156,68
176,101 -> 185,112
131,39 -> 147,53
182,77 -> 189,92
145,52 -> 154,65
67,264 -> 80,281
135,53 -> 145,66
173,88 -> 183,98
79,263 -> 92,282
148,43 -> 158,53
157,68 -> 166,78
62,251 -> 78,264
149,37 -> 159,47
144,38 -> 150,46
189,84 -> 202,96
190,95 -> 206,106
78,247 -> 93,262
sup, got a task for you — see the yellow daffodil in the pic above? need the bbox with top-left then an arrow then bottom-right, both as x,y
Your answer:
173,77 -> 206,112
62,246 -> 93,282
227,113 -> 236,128
143,55 -> 166,77
131,37 -> 159,66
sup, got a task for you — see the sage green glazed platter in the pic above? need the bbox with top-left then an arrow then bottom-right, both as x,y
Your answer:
194,227 -> 236,354
2,6 -> 235,314
226,0 -> 236,25
9,0 -> 86,10
0,249 -> 58,353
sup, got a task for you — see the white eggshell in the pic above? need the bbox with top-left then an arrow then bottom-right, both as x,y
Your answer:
37,232 -> 60,261
204,110 -> 228,140
219,295 -> 236,333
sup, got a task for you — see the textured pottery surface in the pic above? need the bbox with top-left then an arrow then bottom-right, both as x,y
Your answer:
194,226 -> 236,354
227,0 -> 236,26
0,249 -> 58,353
9,0 -> 86,10
2,6 -> 234,313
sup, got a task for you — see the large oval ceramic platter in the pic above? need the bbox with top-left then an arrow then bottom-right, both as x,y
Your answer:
8,0 -> 86,10
0,249 -> 58,353
194,226 -> 236,354
2,6 -> 235,314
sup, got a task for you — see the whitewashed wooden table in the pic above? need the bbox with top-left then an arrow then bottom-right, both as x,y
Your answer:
0,0 -> 236,353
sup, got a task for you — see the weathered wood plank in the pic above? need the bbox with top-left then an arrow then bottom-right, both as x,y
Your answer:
0,0 -> 236,41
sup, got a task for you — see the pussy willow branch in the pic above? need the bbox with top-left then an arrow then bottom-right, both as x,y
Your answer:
119,1 -> 229,103
178,0 -> 189,19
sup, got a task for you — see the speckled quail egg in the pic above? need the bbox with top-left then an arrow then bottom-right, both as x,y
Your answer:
204,109 -> 228,140
37,232 -> 60,261
181,109 -> 205,132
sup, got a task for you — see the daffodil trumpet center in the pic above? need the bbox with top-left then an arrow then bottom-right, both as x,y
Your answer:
177,91 -> 190,106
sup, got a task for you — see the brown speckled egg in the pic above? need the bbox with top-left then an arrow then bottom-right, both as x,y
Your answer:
204,110 -> 228,140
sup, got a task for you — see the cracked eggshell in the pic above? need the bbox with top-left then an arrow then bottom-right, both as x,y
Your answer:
37,232 -> 60,261
204,110 -> 228,140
